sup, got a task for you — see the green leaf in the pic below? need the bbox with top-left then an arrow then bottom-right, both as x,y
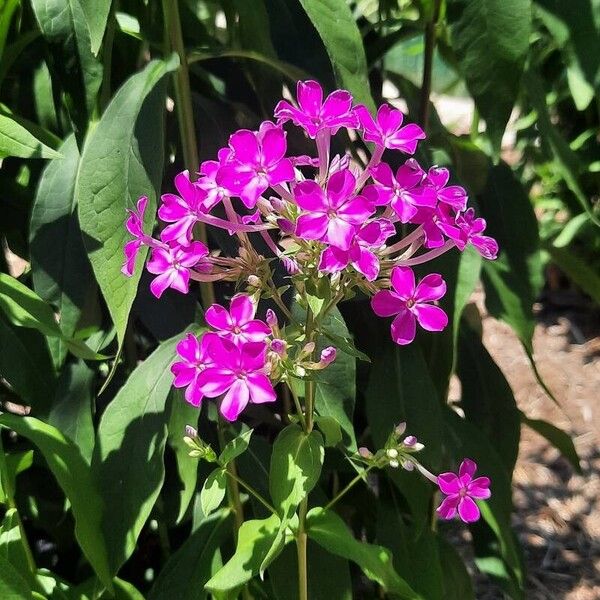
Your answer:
0,553 -> 31,599
91,332 -> 182,575
521,414 -> 581,473
167,390 -> 200,523
0,509 -> 34,588
205,515 -> 281,593
365,341 -> 442,533
314,415 -> 342,447
0,313 -> 56,413
270,541 -> 352,600
306,508 -> 420,599
219,427 -> 253,465
30,0 -> 103,141
79,0 -> 112,55
0,113 -> 61,159
30,134 -> 93,366
269,425 -> 324,520
148,511 -> 231,600
0,0 -> 19,61
47,360 -> 95,464
542,242 -> 600,304
479,162 -> 543,351
297,0 -> 374,109
200,469 -> 227,517
77,56 -> 178,348
448,0 -> 531,151
437,537 -> 475,600
457,323 -> 521,476
0,415 -> 112,589
0,273 -> 61,337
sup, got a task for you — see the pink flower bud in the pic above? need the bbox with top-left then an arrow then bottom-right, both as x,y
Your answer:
394,422 -> 407,436
270,338 -> 286,356
247,275 -> 261,287
358,447 -> 373,459
319,346 -> 336,366
403,435 -> 418,447
266,309 -> 278,327
277,218 -> 295,234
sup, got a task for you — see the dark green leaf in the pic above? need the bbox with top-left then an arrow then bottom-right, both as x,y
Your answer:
306,508 -> 419,599
521,414 -> 581,473
0,415 -> 112,589
77,56 -> 178,349
30,0 -> 103,141
219,427 -> 253,465
0,553 -> 31,599
314,415 -> 342,447
200,469 -> 227,517
437,537 -> 474,600
30,134 -> 93,366
0,113 -> 61,159
92,332 -> 182,575
269,425 -> 324,520
448,0 -> 531,151
205,515 -> 281,593
297,0 -> 374,109
149,511 -> 231,600
479,162 -> 543,351
79,0 -> 112,55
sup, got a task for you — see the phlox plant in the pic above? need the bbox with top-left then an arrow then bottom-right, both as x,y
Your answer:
123,80 -> 496,597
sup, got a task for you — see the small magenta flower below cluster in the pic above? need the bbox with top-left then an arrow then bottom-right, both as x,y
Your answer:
122,80 -> 495,523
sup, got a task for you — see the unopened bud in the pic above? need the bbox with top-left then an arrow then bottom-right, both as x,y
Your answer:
402,460 -> 414,471
389,459 -> 399,468
247,275 -> 261,288
319,346 -> 337,366
358,447 -> 373,459
394,422 -> 407,437
277,218 -> 295,234
266,309 -> 278,327
185,425 -> 198,439
386,448 -> 399,459
403,435 -> 418,447
270,338 -> 287,356
301,342 -> 316,357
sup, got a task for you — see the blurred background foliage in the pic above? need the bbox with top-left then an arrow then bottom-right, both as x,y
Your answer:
0,0 -> 597,598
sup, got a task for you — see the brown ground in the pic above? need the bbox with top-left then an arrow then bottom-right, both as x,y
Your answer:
470,288 -> 600,599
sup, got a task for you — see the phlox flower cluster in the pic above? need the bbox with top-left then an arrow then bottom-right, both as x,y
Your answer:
122,80 -> 496,522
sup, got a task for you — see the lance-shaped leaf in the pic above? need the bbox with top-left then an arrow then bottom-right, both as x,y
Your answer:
30,0 -> 103,141
0,113 -> 61,159
199,469 -> 227,518
448,0 -> 531,151
30,134 -> 93,366
77,56 -> 178,348
91,332 -> 182,575
297,0 -> 374,109
306,508 -> 419,599
0,552 -> 31,599
0,415 -> 112,589
79,0 -> 112,55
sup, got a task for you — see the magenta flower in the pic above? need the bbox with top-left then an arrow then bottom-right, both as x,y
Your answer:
197,337 -> 276,421
217,123 -> 294,208
436,458 -> 491,523
205,294 -> 271,344
319,219 -> 394,281
369,160 -> 435,223
122,196 -> 148,276
371,266 -> 448,345
171,332 -> 215,407
424,166 -> 468,211
274,80 -> 358,138
438,208 -> 498,259
295,169 -> 375,251
158,171 -> 213,244
196,147 -> 233,210
146,241 -> 210,298
354,104 -> 425,153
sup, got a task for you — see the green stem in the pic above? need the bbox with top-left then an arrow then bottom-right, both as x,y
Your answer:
217,419 -> 244,540
222,469 -> 277,515
0,432 -> 36,575
162,0 -> 215,308
418,0 -> 442,130
287,382 -> 306,430
324,465 -> 374,511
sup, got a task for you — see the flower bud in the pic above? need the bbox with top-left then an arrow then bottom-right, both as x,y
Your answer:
266,309 -> 278,327
277,218 -> 295,234
319,346 -> 337,366
185,425 -> 198,439
386,448 -> 399,459
270,338 -> 287,356
394,422 -> 407,437
389,459 -> 399,468
402,460 -> 414,471
403,435 -> 418,447
247,275 -> 261,288
358,447 -> 373,459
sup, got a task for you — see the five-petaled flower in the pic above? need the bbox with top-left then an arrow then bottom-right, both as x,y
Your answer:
436,459 -> 491,523
371,266 -> 448,345
171,332 -> 214,407
205,294 -> 271,344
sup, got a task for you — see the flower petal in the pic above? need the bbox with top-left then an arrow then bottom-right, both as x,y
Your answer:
296,213 -> 329,242
197,367 -> 236,397
297,80 -> 323,117
247,373 -> 277,404
391,310 -> 417,345
437,472 -> 462,495
459,458 -> 477,480
325,218 -> 356,251
230,294 -> 255,325
390,266 -> 415,298
371,290 -> 404,317
229,129 -> 259,164
436,495 -> 459,520
468,477 -> 492,500
412,304 -> 448,332
458,496 -> 480,523
414,273 -> 447,302
220,379 -> 250,421
205,304 -> 233,331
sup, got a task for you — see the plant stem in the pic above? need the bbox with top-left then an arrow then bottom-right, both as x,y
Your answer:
162,0 -> 215,307
324,465 -> 374,511
418,0 -> 442,130
223,469 -> 277,515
